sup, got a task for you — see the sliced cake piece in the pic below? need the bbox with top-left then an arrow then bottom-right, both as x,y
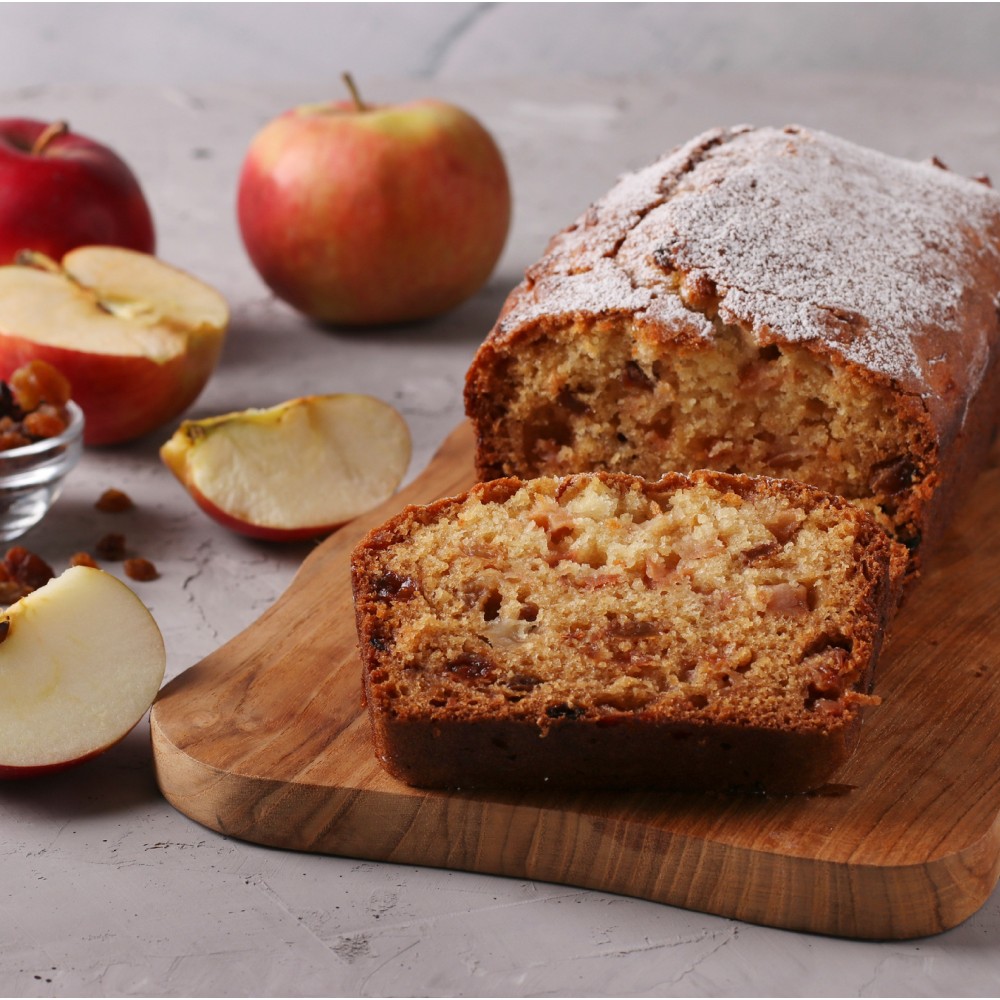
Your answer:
352,471 -> 901,795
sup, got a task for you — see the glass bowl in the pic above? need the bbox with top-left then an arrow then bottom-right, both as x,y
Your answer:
0,401 -> 84,542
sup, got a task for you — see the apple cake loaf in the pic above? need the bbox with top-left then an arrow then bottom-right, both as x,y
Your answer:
464,126 -> 1000,577
352,471 -> 900,794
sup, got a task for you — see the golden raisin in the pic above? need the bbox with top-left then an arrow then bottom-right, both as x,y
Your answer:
22,404 -> 69,439
124,557 -> 158,581
69,552 -> 99,569
0,429 -> 31,450
0,361 -> 74,449
95,533 -> 127,561
9,360 -> 72,412
95,488 -> 134,513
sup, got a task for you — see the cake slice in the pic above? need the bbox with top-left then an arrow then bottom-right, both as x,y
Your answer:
352,471 -> 901,795
464,126 -> 1000,580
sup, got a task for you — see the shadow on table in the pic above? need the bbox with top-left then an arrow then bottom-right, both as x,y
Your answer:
0,720 -> 161,818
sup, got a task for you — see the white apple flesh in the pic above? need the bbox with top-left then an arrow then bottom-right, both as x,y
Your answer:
0,566 -> 166,778
160,394 -> 411,540
0,246 -> 229,445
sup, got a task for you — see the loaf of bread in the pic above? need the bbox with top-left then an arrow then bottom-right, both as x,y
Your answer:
465,126 -> 1000,577
352,471 -> 899,794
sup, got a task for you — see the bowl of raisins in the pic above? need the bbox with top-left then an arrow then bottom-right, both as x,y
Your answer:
0,361 -> 84,541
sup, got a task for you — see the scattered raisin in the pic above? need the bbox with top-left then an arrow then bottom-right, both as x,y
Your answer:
124,557 -> 158,582
95,533 -> 127,561
0,546 -> 54,605
4,546 -> 55,590
95,488 -> 134,513
69,552 -> 99,568
0,618 -> 9,643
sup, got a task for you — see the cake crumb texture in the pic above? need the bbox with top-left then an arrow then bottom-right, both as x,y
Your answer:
353,472 -> 898,794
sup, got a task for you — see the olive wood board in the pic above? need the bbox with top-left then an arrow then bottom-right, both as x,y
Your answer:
151,421 -> 1000,940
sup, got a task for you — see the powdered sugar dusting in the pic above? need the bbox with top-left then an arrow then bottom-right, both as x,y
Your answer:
496,129 -> 728,337
542,130 -> 726,275
628,126 -> 1000,389
500,259 -> 652,331
641,293 -> 716,341
491,125 -> 1000,406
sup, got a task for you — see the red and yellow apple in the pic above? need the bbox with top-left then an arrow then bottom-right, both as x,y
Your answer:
0,118 -> 155,264
0,246 -> 229,445
237,74 -> 511,327
0,566 -> 166,778
160,394 -> 411,540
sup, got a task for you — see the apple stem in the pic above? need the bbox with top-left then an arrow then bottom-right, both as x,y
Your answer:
342,72 -> 367,112
31,121 -> 69,156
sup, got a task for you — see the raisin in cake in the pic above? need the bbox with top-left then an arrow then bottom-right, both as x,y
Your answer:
352,472 -> 899,794
465,126 -> 1000,576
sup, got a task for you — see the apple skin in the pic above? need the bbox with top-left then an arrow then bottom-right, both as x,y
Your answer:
0,118 -> 155,265
180,481 -> 345,543
237,92 -> 511,326
0,334 -> 223,447
0,741 -> 115,780
161,394 -> 411,541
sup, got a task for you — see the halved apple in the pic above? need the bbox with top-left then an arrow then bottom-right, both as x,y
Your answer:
0,246 -> 229,445
160,394 -> 411,540
0,566 -> 166,778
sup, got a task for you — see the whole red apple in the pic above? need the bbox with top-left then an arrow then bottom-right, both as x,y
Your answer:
0,118 -> 155,265
236,75 -> 511,327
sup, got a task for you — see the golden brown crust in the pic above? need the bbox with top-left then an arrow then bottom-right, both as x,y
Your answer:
352,471 -> 898,795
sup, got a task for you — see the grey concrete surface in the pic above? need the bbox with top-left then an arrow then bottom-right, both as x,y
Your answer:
1,2 -> 1000,86
1,5 -> 1000,998
1,72 -> 999,997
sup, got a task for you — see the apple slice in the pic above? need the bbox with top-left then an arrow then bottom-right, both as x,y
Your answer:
0,566 -> 166,778
0,246 -> 229,445
160,394 -> 412,540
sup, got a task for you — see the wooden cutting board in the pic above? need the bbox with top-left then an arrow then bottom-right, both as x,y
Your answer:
150,421 -> 1000,940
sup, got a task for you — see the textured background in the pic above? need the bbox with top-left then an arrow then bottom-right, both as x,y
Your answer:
3,2 -> 1000,85
2,5 -> 1000,998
